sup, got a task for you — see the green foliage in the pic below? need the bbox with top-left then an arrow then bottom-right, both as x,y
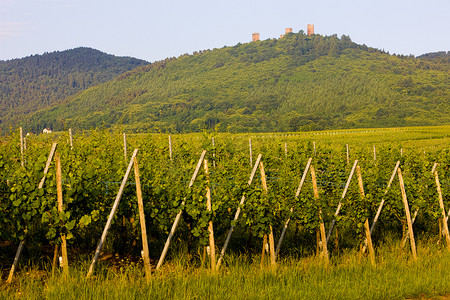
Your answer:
23,34 -> 450,133
0,47 -> 149,133
0,127 -> 449,258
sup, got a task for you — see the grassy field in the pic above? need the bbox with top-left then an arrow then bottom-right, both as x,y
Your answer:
1,236 -> 450,299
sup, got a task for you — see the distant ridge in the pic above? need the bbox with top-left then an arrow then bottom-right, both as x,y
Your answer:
3,34 -> 450,133
0,47 -> 149,133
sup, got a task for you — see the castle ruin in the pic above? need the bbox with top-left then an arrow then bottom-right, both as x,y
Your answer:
253,25 -> 315,41
307,24 -> 314,36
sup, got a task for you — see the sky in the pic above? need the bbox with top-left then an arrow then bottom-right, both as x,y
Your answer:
0,0 -> 449,62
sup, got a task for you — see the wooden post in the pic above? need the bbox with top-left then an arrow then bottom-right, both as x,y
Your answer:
316,229 -> 321,254
6,240 -> 25,284
123,133 -> 128,163
356,166 -> 375,266
156,150 -> 207,270
260,161 -> 276,268
9,142 -> 60,283
216,154 -> 262,270
433,164 -> 450,251
20,127 -> 24,168
373,145 -> 376,161
87,149 -> 139,278
204,159 -> 216,272
275,157 -> 313,257
310,165 -> 329,265
169,135 -> 173,161
313,141 -> 316,156
56,153 -> 69,276
211,138 -> 216,168
370,161 -> 401,234
397,167 -> 417,260
326,160 -> 358,243
133,156 -> 151,280
249,138 -> 253,167
51,244 -> 60,277
346,144 -> 349,165
284,142 -> 288,158
400,164 -> 447,249
39,143 -> 58,189
69,128 -> 73,149
260,234 -> 268,268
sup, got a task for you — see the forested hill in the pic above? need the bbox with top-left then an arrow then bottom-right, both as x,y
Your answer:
0,47 -> 149,132
26,33 -> 450,133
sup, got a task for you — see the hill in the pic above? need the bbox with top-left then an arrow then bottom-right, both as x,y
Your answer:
0,47 -> 149,133
23,33 -> 450,133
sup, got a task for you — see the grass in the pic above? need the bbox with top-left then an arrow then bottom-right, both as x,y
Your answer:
2,237 -> 450,299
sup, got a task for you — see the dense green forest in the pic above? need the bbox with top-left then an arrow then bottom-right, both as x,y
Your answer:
7,33 -> 450,133
0,47 -> 149,133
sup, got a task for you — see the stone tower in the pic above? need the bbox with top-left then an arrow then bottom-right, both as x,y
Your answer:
285,28 -> 292,34
307,24 -> 314,36
252,32 -> 260,42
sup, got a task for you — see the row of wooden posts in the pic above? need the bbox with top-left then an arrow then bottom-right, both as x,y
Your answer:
7,146 -> 448,282
17,127 -> 402,169
5,130 -> 446,283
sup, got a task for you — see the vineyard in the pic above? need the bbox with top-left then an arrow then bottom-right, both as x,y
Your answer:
0,126 -> 449,297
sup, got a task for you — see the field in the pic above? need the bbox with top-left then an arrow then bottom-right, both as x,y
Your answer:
1,125 -> 449,299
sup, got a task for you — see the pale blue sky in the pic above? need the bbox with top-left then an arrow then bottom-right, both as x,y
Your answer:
1,0 -> 449,62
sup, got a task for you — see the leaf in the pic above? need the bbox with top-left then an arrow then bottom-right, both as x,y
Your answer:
66,219 -> 76,231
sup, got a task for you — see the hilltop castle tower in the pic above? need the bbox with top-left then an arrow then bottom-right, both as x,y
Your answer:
307,24 -> 314,36
280,28 -> 293,38
253,25 -> 315,41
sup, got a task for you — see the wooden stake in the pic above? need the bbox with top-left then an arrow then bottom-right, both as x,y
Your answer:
400,163 -> 448,249
8,142 -> 59,283
260,234 -> 268,268
397,167 -> 417,260
346,144 -> 349,165
6,240 -> 25,284
204,159 -> 216,272
20,127 -> 24,168
327,160 -> 358,243
313,141 -> 316,156
433,165 -> 450,251
249,138 -> 253,167
275,157 -> 313,257
211,138 -> 216,168
370,161 -> 400,234
133,156 -> 151,280
216,154 -> 262,270
56,153 -> 69,276
284,142 -> 288,158
356,166 -> 375,266
38,143 -> 58,189
373,145 -> 376,161
123,133 -> 127,163
260,161 -> 276,267
156,150 -> 207,270
310,165 -> 329,264
69,128 -> 73,149
169,135 -> 173,161
87,149 -> 139,278
51,244 -> 59,277
316,229 -> 321,254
